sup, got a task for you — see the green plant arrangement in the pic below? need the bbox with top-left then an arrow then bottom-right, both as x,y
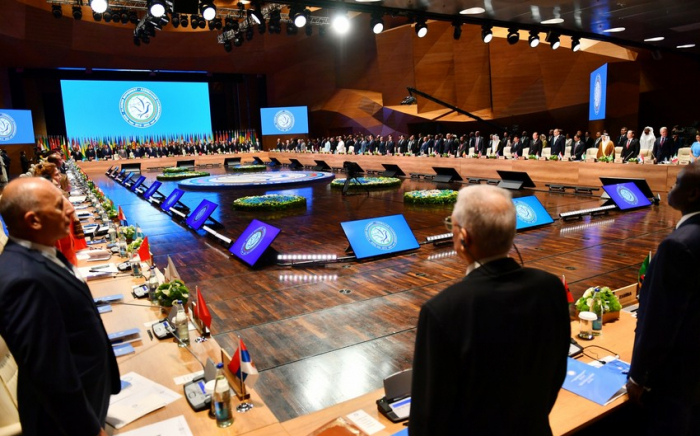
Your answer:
233,194 -> 307,210
120,225 -> 136,240
598,156 -> 614,163
549,155 -> 560,161
626,158 -> 640,164
330,177 -> 402,189
155,279 -> 190,308
127,237 -> 143,253
163,167 -> 189,173
404,189 -> 458,205
575,286 -> 622,313
527,155 -> 538,160
156,171 -> 210,181
228,164 -> 267,173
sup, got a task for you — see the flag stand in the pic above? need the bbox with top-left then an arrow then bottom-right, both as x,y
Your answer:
235,336 -> 254,412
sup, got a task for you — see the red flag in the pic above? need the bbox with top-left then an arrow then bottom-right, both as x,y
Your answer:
118,206 -> 126,221
562,275 -> 574,303
137,236 -> 150,262
196,286 -> 212,329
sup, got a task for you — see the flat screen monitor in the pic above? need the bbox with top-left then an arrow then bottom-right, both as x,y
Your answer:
589,64 -> 608,121
381,164 -> 406,177
432,167 -> 463,183
599,177 -> 654,199
224,157 -> 241,167
185,199 -> 218,230
314,160 -> 332,170
601,182 -> 652,211
513,196 -> 554,230
229,219 -> 281,267
0,109 -> 35,144
121,172 -> 134,185
142,181 -> 162,200
341,214 -> 420,260
497,170 -> 536,189
0,214 -> 7,236
161,189 -> 185,211
176,159 -> 195,169
129,175 -> 146,192
118,169 -> 126,178
260,106 -> 309,135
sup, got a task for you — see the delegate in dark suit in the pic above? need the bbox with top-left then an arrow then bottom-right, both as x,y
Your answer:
651,135 -> 676,163
529,139 -> 542,156
572,139 -> 587,160
620,138 -> 640,161
410,185 -> 570,436
0,179 -> 120,436
627,163 -> 700,435
550,135 -> 565,156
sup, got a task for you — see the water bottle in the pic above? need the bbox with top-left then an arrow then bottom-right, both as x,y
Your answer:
118,235 -> 127,258
147,266 -> 158,303
592,287 -> 604,336
107,223 -> 117,243
130,253 -> 142,278
175,300 -> 189,347
212,363 -> 233,428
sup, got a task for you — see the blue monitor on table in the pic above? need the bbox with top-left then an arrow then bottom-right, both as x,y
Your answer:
161,189 -> 185,211
341,214 -> 420,260
0,214 -> 7,236
229,219 -> 281,267
186,199 -> 218,230
129,176 -> 146,192
118,169 -> 126,178
142,181 -> 162,200
602,182 -> 652,211
121,172 -> 134,185
513,196 -> 554,230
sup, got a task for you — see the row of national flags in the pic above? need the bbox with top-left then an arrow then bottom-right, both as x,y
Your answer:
36,130 -> 258,154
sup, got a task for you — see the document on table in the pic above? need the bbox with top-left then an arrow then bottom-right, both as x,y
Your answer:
78,263 -> 119,280
107,372 -> 182,429
115,415 -> 193,436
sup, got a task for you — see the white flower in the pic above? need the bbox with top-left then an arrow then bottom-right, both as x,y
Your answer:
162,286 -> 171,296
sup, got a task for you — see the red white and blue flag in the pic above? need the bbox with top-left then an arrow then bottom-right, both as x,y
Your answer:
228,338 -> 259,388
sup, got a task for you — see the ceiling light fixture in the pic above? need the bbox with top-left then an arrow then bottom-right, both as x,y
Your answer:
452,21 -> 462,40
541,18 -> 564,25
415,18 -> 428,38
294,9 -> 310,27
571,36 -> 581,52
644,36 -> 664,42
460,7 -> 485,15
332,11 -> 350,34
528,30 -> 540,47
481,24 -> 492,43
371,14 -> 384,34
507,28 -> 519,45
171,13 -> 180,27
72,5 -> 83,20
149,0 -> 165,18
90,0 -> 108,14
602,27 -> 625,33
546,31 -> 560,49
52,4 -> 63,18
103,9 -> 112,22
180,14 -> 188,27
93,11 -> 102,21
201,3 -> 216,21
677,43 -> 696,49
248,9 -> 263,25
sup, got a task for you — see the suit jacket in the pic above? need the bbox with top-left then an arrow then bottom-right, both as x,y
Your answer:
630,214 -> 700,402
620,138 -> 640,161
573,140 -> 587,160
0,242 -> 120,435
551,136 -> 565,156
410,258 -> 570,436
529,140 -> 542,156
510,141 -> 523,157
652,136 -> 676,163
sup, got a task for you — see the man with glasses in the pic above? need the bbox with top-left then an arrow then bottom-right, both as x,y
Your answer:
409,185 -> 570,436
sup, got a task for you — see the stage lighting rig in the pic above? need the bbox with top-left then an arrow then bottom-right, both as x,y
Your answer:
52,4 -> 63,18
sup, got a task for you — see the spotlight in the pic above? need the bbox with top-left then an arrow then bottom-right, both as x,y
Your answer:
507,28 -> 519,45
233,33 -> 243,46
224,40 -> 232,52
208,20 -> 215,30
224,16 -> 233,30
103,9 -> 112,22
149,0 -> 165,18
52,5 -> 63,19
90,0 -> 108,14
120,11 -> 129,24
72,5 -> 83,20
180,14 -> 188,27
129,11 -> 138,23
248,9 -> 263,25
190,14 -> 199,28
332,11 -> 350,34
571,36 -> 581,52
415,18 -> 428,38
481,24 -> 493,43
201,2 -> 216,21
171,13 -> 180,27
371,14 -> 384,34
293,9 -> 309,28
528,30 -> 540,47
546,31 -> 560,50
93,11 -> 102,21
198,18 -> 206,29
214,17 -> 223,30
305,24 -> 312,36
286,22 -> 297,35
452,21 -> 461,40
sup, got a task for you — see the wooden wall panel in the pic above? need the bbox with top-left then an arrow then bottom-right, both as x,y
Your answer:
413,22 -> 456,114
453,25 -> 492,114
376,26 -> 415,108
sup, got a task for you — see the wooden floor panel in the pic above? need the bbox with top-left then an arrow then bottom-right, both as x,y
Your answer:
87,162 -> 681,423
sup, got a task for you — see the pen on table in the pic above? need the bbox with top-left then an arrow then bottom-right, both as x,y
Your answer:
89,265 -> 113,272
147,330 -> 154,341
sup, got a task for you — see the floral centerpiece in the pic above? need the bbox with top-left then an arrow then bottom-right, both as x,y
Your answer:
127,237 -> 143,253
549,155 -> 560,161
120,225 -> 136,242
626,158 -> 640,164
155,279 -> 190,308
331,177 -> 402,189
598,156 -> 614,163
233,194 -> 307,210
404,189 -> 458,205
228,164 -> 267,173
527,155 -> 538,160
163,167 -> 189,173
575,286 -> 622,323
156,171 -> 210,181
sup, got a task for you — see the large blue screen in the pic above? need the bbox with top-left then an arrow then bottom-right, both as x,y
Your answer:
161,189 -> 185,211
602,182 -> 652,211
60,80 -> 212,139
0,110 -> 35,144
186,199 -> 218,230
513,196 -> 554,230
142,181 -> 162,200
229,219 -> 281,267
341,214 -> 420,260
260,106 -> 309,135
589,64 -> 608,121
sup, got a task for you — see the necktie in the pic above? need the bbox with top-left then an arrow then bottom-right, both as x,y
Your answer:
627,140 -> 631,149
661,137 -> 665,146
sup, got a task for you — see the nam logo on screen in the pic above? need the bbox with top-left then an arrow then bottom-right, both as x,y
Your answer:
617,185 -> 638,206
0,113 -> 17,142
515,201 -> 538,224
593,73 -> 603,116
241,226 -> 266,256
365,221 -> 398,251
193,206 -> 209,222
119,87 -> 162,128
273,110 -> 295,132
